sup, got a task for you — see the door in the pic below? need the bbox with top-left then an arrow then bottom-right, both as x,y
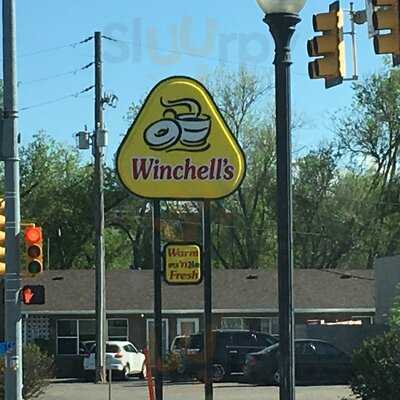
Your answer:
314,342 -> 351,384
123,344 -> 142,373
295,341 -> 320,384
227,332 -> 257,373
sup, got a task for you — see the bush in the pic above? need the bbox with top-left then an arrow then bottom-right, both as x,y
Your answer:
350,330 -> 400,400
0,344 -> 55,400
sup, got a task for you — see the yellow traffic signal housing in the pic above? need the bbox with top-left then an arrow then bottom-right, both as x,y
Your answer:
307,1 -> 346,88
24,226 -> 43,275
372,0 -> 400,64
0,198 -> 5,275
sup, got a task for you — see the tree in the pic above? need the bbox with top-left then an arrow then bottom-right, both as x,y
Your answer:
19,131 -> 95,268
292,145 -> 373,269
335,66 -> 400,267
203,69 -> 277,269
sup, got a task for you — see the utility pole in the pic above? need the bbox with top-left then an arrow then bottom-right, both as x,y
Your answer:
94,31 -> 107,384
2,0 -> 23,399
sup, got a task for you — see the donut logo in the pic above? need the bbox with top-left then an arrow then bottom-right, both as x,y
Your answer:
144,97 -> 211,152
116,76 -> 246,200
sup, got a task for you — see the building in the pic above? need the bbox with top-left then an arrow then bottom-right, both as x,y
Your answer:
0,268 -> 375,377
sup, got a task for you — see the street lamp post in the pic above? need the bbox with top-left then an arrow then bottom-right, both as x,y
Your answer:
256,1 -> 306,400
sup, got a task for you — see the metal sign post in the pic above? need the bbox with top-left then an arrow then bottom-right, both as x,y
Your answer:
152,200 -> 163,400
202,201 -> 213,400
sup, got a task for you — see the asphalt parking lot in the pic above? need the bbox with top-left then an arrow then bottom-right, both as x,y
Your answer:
38,379 -> 352,400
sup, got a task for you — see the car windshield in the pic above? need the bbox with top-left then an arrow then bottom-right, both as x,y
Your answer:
188,334 -> 203,349
174,337 -> 187,349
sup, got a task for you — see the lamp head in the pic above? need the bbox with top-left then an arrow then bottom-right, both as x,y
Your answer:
256,0 -> 306,14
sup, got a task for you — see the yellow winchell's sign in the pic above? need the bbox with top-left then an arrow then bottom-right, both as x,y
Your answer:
116,76 -> 246,200
164,243 -> 202,285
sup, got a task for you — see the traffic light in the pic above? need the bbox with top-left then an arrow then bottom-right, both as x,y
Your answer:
24,226 -> 43,275
307,1 -> 346,88
21,285 -> 45,305
371,0 -> 400,65
0,198 -> 5,275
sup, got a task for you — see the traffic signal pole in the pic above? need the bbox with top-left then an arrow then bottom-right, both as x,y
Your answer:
2,0 -> 23,399
94,31 -> 107,384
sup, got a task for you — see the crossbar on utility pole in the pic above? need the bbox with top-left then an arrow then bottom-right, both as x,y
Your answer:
2,0 -> 23,399
94,31 -> 107,384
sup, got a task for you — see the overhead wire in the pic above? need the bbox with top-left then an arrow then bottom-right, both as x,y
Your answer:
15,36 -> 95,112
101,35 -> 268,67
18,62 -> 94,86
20,85 -> 94,111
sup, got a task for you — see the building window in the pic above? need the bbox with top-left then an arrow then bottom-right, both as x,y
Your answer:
108,319 -> 128,341
177,318 -> 199,336
221,318 -> 243,330
57,320 -> 78,355
221,317 -> 279,335
56,318 -> 128,355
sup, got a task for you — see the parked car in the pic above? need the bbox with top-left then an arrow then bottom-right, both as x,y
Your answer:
83,341 -> 147,380
244,339 -> 352,385
164,336 -> 190,379
170,335 -> 189,355
79,340 -> 95,355
183,330 -> 278,382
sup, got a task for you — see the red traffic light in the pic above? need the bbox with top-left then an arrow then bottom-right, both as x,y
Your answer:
24,227 -> 43,275
24,227 -> 42,244
21,285 -> 45,305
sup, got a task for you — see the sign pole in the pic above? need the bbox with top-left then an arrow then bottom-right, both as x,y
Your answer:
152,200 -> 163,400
2,0 -> 23,398
202,200 -> 213,400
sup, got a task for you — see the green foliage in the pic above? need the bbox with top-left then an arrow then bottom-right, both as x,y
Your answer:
19,131 -> 95,269
349,331 -> 400,400
335,66 -> 400,266
0,344 -> 55,400
389,285 -> 400,331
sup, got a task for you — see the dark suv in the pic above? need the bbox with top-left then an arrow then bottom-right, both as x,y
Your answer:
182,329 -> 277,382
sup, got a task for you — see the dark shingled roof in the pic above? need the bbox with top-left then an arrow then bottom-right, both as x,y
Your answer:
19,269 -> 375,313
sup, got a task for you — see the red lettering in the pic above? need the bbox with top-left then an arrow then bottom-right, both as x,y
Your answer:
184,158 -> 197,180
173,165 -> 184,180
197,165 -> 209,180
209,158 -> 216,179
132,158 -> 154,180
159,164 -> 172,180
131,157 -> 236,182
224,165 -> 235,180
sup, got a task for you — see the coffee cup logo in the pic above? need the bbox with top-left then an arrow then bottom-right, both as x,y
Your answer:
144,97 -> 211,152
116,76 -> 246,200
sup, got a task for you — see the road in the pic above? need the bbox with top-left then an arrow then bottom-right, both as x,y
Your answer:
38,380 -> 352,400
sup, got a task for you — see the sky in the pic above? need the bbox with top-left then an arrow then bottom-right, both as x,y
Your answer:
1,0 -> 385,164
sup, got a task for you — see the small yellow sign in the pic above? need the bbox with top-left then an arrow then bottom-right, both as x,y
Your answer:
164,243 -> 202,285
116,76 -> 246,199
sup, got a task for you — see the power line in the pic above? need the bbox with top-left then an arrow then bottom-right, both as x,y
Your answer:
0,36 -> 94,62
17,62 -> 94,86
20,85 -> 94,111
102,35 -> 268,67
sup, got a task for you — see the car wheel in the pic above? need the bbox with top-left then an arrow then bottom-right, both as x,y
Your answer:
212,364 -> 225,383
121,364 -> 130,381
139,363 -> 147,380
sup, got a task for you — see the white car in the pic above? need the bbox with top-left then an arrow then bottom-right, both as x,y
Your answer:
83,341 -> 147,380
